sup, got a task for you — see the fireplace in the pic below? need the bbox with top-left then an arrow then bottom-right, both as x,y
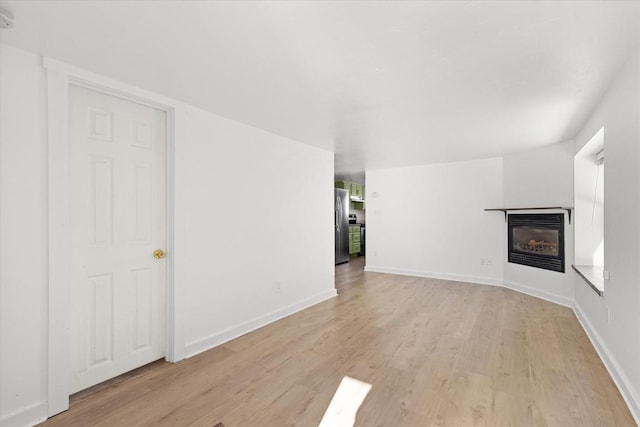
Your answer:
508,213 -> 565,273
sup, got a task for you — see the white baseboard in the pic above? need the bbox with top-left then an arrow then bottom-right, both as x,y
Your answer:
0,400 -> 47,427
573,302 -> 640,425
184,289 -> 338,358
364,265 -> 574,308
364,265 -> 502,287
501,279 -> 574,308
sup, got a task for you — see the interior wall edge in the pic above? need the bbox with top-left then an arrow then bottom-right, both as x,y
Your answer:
183,289 -> 338,358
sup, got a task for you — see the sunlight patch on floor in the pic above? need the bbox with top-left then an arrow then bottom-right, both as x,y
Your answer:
319,376 -> 372,427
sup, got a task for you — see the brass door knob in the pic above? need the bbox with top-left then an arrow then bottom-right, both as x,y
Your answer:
153,249 -> 166,259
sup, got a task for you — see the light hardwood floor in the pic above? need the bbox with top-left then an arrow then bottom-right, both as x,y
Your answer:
42,257 -> 635,426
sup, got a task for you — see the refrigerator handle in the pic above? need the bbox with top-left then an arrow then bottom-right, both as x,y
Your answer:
335,196 -> 341,232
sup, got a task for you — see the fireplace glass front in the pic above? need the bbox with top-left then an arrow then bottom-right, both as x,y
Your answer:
512,228 -> 559,256
508,213 -> 564,272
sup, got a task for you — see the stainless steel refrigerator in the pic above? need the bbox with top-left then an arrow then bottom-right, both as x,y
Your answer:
335,188 -> 349,264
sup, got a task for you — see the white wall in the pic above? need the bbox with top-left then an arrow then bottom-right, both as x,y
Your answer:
501,141 -> 575,305
365,158 -> 504,285
503,141 -> 574,208
175,106 -> 336,355
0,45 -> 336,426
0,44 -> 49,427
572,50 -> 640,422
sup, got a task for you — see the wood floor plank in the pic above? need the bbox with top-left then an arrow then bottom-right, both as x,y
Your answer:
40,256 -> 635,426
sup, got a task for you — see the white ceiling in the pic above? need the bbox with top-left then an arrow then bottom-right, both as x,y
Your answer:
1,1 -> 639,178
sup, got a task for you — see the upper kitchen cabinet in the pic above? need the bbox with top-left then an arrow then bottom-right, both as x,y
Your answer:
351,183 -> 363,200
335,180 -> 366,211
335,181 -> 364,201
334,181 -> 351,194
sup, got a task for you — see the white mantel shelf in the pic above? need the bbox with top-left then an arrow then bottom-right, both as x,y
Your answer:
484,207 -> 574,223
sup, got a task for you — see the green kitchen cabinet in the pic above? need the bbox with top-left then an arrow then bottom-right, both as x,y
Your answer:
335,181 -> 365,211
351,183 -> 363,200
349,225 -> 361,256
334,181 -> 351,193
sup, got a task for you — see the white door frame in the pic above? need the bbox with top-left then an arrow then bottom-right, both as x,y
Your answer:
44,57 -> 179,417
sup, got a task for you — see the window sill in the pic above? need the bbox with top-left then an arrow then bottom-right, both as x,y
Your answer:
572,264 -> 604,296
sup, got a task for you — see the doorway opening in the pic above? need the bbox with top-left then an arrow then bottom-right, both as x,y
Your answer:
46,59 -> 177,418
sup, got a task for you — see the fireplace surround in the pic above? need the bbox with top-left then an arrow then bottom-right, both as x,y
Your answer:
508,213 -> 565,273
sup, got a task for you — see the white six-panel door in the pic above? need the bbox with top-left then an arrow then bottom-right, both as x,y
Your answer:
69,85 -> 166,394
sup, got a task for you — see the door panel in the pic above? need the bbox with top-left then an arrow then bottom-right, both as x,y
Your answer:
88,273 -> 113,367
133,163 -> 152,242
90,157 -> 113,245
132,267 -> 153,350
69,85 -> 166,394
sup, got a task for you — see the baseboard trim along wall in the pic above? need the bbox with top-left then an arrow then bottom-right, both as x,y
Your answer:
184,289 -> 338,358
573,302 -> 640,425
365,266 -> 575,308
364,266 -> 502,287
364,264 -> 639,423
0,400 -> 47,427
501,279 -> 574,308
